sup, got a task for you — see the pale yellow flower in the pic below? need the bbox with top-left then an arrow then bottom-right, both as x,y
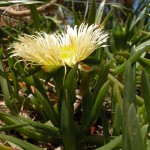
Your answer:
10,23 -> 108,72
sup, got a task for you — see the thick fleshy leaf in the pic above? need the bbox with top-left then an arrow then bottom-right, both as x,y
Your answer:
81,91 -> 93,129
101,110 -> 110,143
8,57 -> 19,99
128,104 -> 145,150
113,84 -> 123,110
82,80 -> 110,133
0,60 -> 16,114
28,94 -> 48,121
141,125 -> 148,147
71,8 -> 81,26
33,88 -> 59,127
95,135 -> 122,150
0,134 -> 43,150
64,63 -> 78,104
95,0 -> 105,24
53,67 -> 64,98
108,73 -> 143,106
29,4 -> 40,30
130,7 -> 146,31
100,9 -> 113,27
33,75 -> 59,126
138,58 -> 150,74
0,123 -> 29,131
87,0 -> 96,25
82,56 -> 100,65
122,63 -> 136,150
141,70 -> 150,125
113,104 -> 122,135
61,90 -> 76,150
93,60 -> 112,102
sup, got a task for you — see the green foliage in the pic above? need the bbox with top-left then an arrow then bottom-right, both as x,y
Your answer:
0,134 -> 43,150
141,70 -> 150,125
122,63 -> 136,150
87,0 -> 96,25
0,0 -> 150,149
128,104 -> 145,150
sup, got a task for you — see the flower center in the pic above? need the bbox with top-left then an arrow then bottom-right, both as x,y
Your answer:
60,44 -> 77,65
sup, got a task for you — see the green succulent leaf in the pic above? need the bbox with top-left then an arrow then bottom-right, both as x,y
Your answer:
61,90 -> 76,150
122,63 -> 136,150
0,134 -> 43,150
141,70 -> 150,125
128,104 -> 145,150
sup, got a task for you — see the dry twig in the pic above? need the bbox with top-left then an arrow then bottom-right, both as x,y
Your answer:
0,0 -> 58,16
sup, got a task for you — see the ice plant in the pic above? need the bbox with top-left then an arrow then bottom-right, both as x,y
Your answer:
10,23 -> 108,72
